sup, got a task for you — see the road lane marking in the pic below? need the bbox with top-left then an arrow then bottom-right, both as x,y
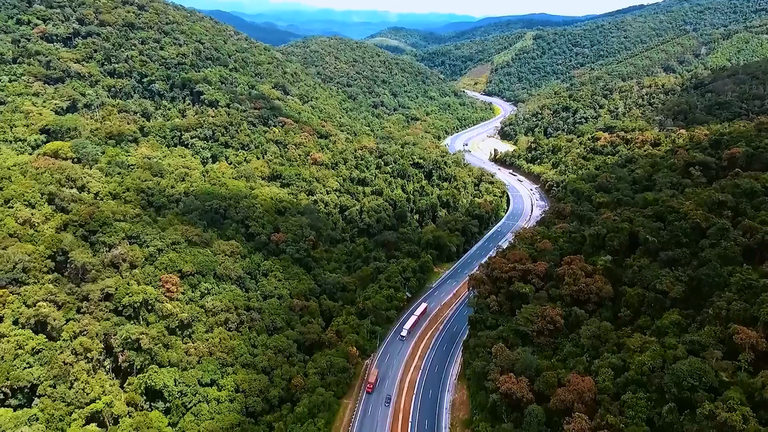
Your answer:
385,353 -> 390,362
429,390 -> 432,399
368,405 -> 372,416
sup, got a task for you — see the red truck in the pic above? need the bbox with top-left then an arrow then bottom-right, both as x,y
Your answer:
366,368 -> 379,393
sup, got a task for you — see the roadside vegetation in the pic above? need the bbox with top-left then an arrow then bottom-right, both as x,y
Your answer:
461,2 -> 768,430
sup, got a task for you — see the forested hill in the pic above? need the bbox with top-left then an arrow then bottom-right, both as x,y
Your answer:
462,2 -> 768,431
406,0 -> 766,99
0,1 -> 502,431
281,37 -> 488,135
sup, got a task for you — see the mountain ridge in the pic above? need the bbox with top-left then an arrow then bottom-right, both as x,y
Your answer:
201,9 -> 304,45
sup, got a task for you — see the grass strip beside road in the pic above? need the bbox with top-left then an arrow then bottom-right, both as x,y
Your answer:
391,282 -> 469,432
427,261 -> 456,285
449,368 -> 470,432
332,360 -> 367,432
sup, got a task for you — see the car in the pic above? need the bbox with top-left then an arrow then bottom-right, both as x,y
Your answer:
384,394 -> 392,407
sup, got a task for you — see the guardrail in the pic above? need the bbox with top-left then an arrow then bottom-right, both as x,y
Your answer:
348,357 -> 372,432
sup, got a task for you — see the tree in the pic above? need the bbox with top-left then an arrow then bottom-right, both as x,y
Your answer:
550,374 -> 597,414
497,373 -> 534,406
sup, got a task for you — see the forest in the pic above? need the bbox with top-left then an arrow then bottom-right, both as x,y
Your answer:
0,1 -> 504,431
463,2 -> 768,431
385,0 -> 767,99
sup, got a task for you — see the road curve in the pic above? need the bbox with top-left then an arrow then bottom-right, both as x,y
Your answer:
351,92 -> 546,432
410,92 -> 547,432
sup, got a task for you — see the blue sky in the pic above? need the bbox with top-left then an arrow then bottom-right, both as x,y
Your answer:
189,0 -> 658,17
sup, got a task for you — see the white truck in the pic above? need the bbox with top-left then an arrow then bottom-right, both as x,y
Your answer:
399,302 -> 428,340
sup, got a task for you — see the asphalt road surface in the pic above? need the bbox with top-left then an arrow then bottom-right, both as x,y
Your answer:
352,92 -> 545,432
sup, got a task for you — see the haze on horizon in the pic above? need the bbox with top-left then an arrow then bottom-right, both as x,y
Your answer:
181,0 -> 659,17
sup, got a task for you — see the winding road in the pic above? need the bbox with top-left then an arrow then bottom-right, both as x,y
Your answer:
351,92 -> 547,432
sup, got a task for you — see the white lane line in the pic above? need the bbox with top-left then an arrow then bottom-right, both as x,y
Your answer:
435,365 -> 438,372
443,344 -> 447,351
429,390 -> 432,399
453,326 -> 457,331
368,405 -> 372,416
385,353 -> 390,362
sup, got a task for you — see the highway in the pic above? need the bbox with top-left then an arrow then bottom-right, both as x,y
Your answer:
410,92 -> 547,432
351,91 -> 546,432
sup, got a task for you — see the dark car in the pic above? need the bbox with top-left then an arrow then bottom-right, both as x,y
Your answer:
384,394 -> 392,407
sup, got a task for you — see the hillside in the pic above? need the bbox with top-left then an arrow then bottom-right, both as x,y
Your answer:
281,37 -> 489,134
461,3 -> 768,432
201,10 -> 303,46
403,0 -> 766,99
0,1 -> 502,431
487,0 -> 767,100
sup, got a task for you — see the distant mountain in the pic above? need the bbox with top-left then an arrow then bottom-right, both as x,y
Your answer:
368,16 -> 587,51
233,9 -> 476,25
174,0 -> 316,13
368,4 -> 654,55
201,10 -> 303,46
231,9 -> 477,39
430,13 -> 588,34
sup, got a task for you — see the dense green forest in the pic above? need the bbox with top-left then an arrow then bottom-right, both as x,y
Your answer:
486,0 -> 768,101
368,17 -> 579,53
462,2 -> 768,431
0,1 -> 503,431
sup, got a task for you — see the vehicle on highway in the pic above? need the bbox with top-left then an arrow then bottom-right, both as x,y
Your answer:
399,302 -> 428,340
384,394 -> 392,407
365,368 -> 379,393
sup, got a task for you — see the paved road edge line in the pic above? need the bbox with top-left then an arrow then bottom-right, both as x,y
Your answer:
346,358 -> 372,432
443,344 -> 464,432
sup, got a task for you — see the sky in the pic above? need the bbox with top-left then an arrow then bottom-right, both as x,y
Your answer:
192,0 -> 658,17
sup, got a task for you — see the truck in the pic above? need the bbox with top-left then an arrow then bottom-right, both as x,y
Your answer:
399,302 -> 429,340
366,368 -> 379,393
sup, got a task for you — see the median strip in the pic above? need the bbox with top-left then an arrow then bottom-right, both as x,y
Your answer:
391,282 -> 469,432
